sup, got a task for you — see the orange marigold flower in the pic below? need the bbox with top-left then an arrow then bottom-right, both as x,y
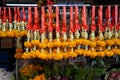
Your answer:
114,38 -> 120,45
96,40 -> 106,47
112,48 -> 120,55
63,52 -> 69,59
97,51 -> 105,57
61,42 -> 69,47
106,39 -> 115,46
83,50 -> 91,57
0,32 -> 6,38
82,39 -> 90,46
47,42 -> 53,48
75,49 -> 83,55
89,41 -> 97,47
31,40 -> 40,46
90,51 -> 97,58
39,43 -> 47,48
16,48 -> 23,53
53,41 -> 61,47
47,53 -> 54,59
14,53 -> 22,59
104,49 -> 114,57
53,53 -> 63,60
74,39 -> 82,45
68,51 -> 77,58
68,41 -> 76,48
38,53 -> 47,60
6,31 -> 14,37
24,41 -> 32,47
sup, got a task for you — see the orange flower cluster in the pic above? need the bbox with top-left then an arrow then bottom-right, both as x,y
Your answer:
0,29 -> 27,38
19,64 -> 43,77
33,74 -> 46,80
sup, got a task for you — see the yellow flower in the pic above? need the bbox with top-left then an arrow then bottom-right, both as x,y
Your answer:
24,41 -> 32,47
112,48 -> 120,55
53,53 -> 63,60
106,39 -> 115,46
90,51 -> 97,58
68,51 -> 77,58
20,30 -> 28,36
38,53 -> 47,60
63,52 -> 69,59
16,48 -> 23,53
68,41 -> 76,48
104,49 -> 114,57
97,51 -> 105,57
14,53 -> 22,59
6,31 -> 14,37
21,52 -> 30,59
31,40 -> 40,46
0,31 -> 6,37
53,41 -> 61,47
83,50 -> 91,57
47,42 -> 53,48
75,49 -> 83,55
96,40 -> 106,46
114,38 -> 120,45
30,50 -> 36,58
89,41 -> 96,47
61,42 -> 69,47
15,31 -> 22,37
38,43 -> 47,48
74,39 -> 82,45
82,39 -> 90,46
47,53 -> 54,59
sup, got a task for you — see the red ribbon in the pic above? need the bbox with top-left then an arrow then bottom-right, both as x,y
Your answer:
22,7 -> 26,22
75,6 -> 80,31
62,6 -> 67,32
70,6 -> 74,33
33,7 -> 39,30
14,7 -> 17,21
98,6 -> 104,32
48,6 -> 53,32
8,7 -> 12,23
17,7 -> 21,22
91,6 -> 96,31
56,6 -> 60,32
26,7 -> 33,30
115,5 -> 118,31
47,0 -> 54,5
3,7 -> 6,23
41,6 -> 46,33
105,8 -> 108,28
82,6 -> 88,30
111,7 -> 115,30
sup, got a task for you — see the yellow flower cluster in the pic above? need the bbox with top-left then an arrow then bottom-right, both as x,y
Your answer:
0,29 -> 27,38
20,37 -> 120,60
19,64 -> 43,77
33,74 -> 46,80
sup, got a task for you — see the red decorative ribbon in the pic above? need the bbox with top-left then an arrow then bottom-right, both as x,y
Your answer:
62,6 -> 67,32
82,6 -> 88,30
8,7 -> 12,23
47,0 -> 54,5
70,6 -> 74,33
3,7 -> 6,23
26,7 -> 33,30
98,6 -> 104,32
41,6 -> 46,33
33,7 -> 39,30
22,7 -> 26,22
91,6 -> 96,31
56,6 -> 60,32
14,7 -> 17,21
17,7 -> 21,22
75,6 -> 80,31
48,6 -> 53,32
115,5 -> 118,31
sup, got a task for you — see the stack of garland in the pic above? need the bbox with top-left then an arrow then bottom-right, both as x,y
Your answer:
8,5 -> 120,60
